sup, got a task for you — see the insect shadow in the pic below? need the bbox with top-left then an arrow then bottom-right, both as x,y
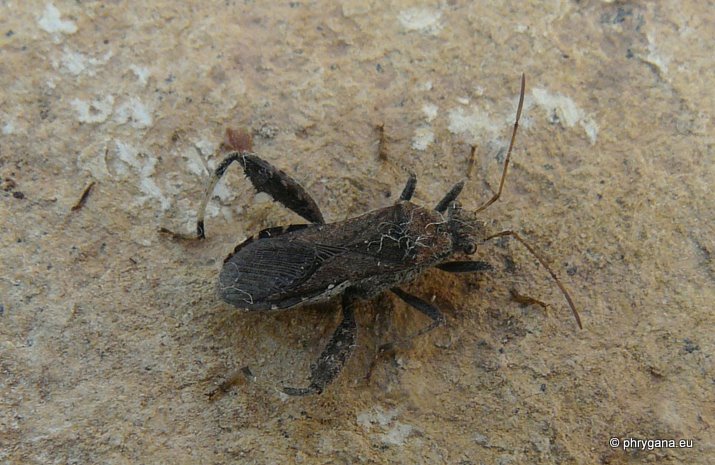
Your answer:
161,74 -> 581,396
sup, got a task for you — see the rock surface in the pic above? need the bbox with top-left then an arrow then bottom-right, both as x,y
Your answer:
1,2 -> 712,464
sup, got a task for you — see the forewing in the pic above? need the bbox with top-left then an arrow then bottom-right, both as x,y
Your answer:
219,240 -> 324,308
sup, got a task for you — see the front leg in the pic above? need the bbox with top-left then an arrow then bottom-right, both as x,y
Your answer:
283,291 -> 358,396
435,261 -> 492,273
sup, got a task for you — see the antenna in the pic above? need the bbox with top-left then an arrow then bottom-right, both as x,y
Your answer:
474,75 -> 582,329
485,230 -> 583,330
475,73 -> 526,213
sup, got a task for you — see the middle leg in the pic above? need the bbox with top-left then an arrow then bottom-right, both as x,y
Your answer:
366,288 -> 447,382
399,173 -> 417,202
390,287 -> 446,337
434,181 -> 465,213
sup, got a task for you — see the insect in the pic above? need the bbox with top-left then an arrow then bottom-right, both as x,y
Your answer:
162,74 -> 581,396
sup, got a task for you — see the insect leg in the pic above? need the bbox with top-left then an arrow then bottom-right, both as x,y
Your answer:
390,287 -> 445,336
366,288 -> 446,382
233,153 -> 325,225
434,181 -> 465,213
283,291 -> 358,396
161,151 -> 325,240
436,261 -> 493,273
399,173 -> 417,201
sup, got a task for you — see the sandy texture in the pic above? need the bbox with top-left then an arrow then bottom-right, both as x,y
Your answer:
1,1 -> 713,464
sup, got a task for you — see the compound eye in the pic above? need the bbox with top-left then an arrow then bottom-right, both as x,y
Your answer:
464,243 -> 477,255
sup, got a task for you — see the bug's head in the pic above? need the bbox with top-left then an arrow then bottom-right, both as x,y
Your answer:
446,201 -> 489,256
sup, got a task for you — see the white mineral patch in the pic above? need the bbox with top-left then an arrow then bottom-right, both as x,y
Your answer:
114,98 -> 153,129
38,3 -> 77,34
357,407 -> 413,446
114,141 -> 169,210
130,65 -> 150,86
531,88 -> 599,144
114,140 -> 140,172
341,1 -> 371,16
2,121 -> 15,135
254,192 -> 272,203
213,181 -> 236,204
194,140 -> 216,165
181,148 -> 205,176
206,202 -> 221,219
56,48 -> 112,76
581,119 -> 599,144
76,143 -> 110,180
417,80 -> 433,91
140,176 -> 170,210
412,126 -> 434,151
71,95 -> 114,123
357,406 -> 397,428
398,8 -> 442,35
644,31 -> 669,74
422,103 -> 438,122
447,107 -> 500,143
60,49 -> 87,75
380,422 -> 413,446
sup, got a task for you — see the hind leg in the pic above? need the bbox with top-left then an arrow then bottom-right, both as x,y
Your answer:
283,291 -> 359,396
162,136 -> 324,239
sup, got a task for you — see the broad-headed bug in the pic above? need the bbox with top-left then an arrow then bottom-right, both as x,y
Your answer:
162,74 -> 581,396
